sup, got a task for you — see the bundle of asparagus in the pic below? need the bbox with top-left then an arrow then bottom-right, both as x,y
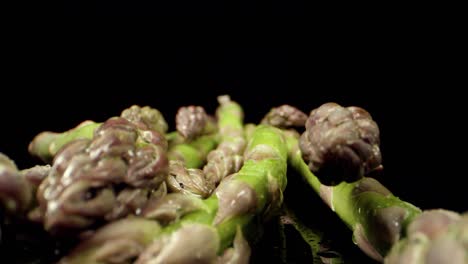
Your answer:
0,96 -> 465,264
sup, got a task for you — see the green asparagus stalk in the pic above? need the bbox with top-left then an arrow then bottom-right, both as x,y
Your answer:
167,134 -> 218,169
243,123 -> 256,142
29,121 -> 100,163
60,124 -> 288,264
166,103 -> 219,169
286,130 -> 421,261
167,96 -> 245,197
290,102 -> 468,263
202,95 -> 246,187
29,105 -> 168,164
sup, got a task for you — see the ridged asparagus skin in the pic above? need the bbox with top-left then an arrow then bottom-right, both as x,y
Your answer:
167,134 -> 218,169
59,125 -> 288,264
203,95 -> 246,188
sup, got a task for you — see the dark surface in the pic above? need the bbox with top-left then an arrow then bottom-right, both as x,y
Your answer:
1,33 -> 465,262
63,0 -> 307,15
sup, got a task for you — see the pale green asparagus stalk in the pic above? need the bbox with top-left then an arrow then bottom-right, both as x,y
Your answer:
288,129 -> 467,263
286,130 -> 421,261
167,134 -> 218,169
289,103 -> 468,263
29,105 -> 168,163
202,95 -> 246,187
60,124 -> 288,264
29,121 -> 100,163
167,96 -> 245,197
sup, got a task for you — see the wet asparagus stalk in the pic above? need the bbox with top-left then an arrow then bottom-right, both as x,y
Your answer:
287,103 -> 467,262
287,129 -> 421,261
29,105 -> 168,164
167,105 -> 219,170
29,121 -> 100,164
167,134 -> 218,169
202,95 -> 246,188
167,96 -> 245,197
60,124 -> 288,264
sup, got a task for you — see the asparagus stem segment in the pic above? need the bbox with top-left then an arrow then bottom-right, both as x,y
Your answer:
167,134 -> 218,169
286,130 -> 421,260
203,95 -> 246,188
29,121 -> 100,163
29,105 -> 168,164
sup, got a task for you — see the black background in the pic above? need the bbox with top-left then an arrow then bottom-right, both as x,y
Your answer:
1,18 -> 466,263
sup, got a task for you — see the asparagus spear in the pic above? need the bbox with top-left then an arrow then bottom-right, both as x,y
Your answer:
167,96 -> 245,197
60,124 -> 288,264
288,104 -> 467,263
286,129 -> 421,261
167,134 -> 218,169
167,103 -> 219,164
29,121 -> 100,163
29,105 -> 168,163
202,95 -> 246,187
